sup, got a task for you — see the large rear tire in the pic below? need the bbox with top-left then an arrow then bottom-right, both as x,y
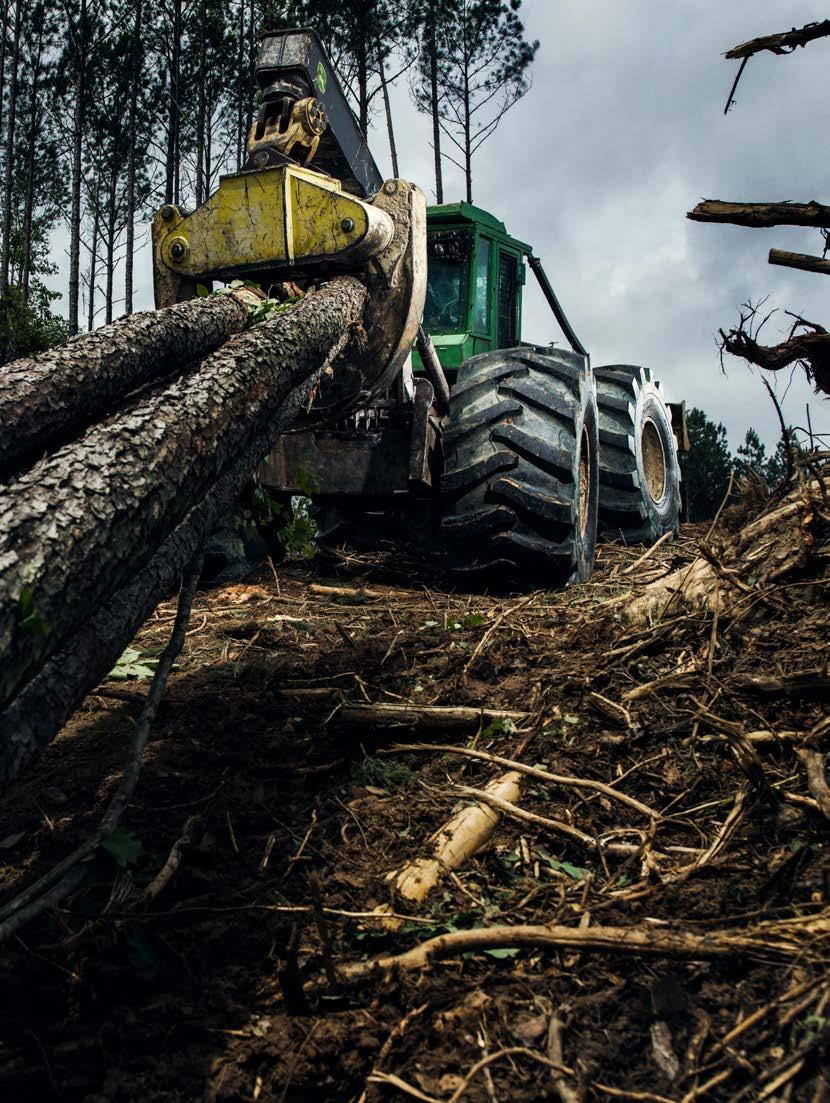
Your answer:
595,364 -> 681,544
440,347 -> 599,586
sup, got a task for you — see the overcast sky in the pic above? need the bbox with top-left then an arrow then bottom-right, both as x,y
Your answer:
52,0 -> 830,451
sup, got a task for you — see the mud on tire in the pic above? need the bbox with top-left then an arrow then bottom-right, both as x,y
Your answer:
441,347 -> 599,585
595,364 -> 680,544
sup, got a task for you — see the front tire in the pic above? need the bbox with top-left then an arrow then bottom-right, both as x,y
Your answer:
440,347 -> 599,586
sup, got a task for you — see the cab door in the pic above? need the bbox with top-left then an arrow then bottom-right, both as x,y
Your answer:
497,249 -> 520,349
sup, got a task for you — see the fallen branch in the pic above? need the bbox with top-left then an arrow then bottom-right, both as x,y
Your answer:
383,743 -> 658,819
796,748 -> 830,820
336,702 -> 528,732
337,913 -> 830,982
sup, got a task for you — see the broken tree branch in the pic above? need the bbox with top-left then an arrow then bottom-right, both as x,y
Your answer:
687,200 -> 830,229
769,249 -> 830,276
725,20 -> 830,60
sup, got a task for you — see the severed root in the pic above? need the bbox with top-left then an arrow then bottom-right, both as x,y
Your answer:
337,912 -> 830,983
378,771 -> 521,929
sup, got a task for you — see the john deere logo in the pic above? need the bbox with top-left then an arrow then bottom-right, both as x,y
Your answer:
314,62 -> 327,94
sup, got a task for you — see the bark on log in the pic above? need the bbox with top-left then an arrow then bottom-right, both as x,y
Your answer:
769,249 -> 830,275
687,200 -> 830,229
0,277 -> 367,712
0,290 -> 257,478
0,374 -> 323,788
725,20 -> 830,60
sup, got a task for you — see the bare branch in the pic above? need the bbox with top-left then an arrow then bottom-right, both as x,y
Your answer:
769,249 -> 830,275
725,20 -> 830,60
720,311 -> 830,394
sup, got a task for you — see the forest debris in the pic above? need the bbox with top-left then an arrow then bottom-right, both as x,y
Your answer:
625,474 -> 825,626
796,748 -> 830,820
587,692 -> 632,729
337,912 -> 830,982
383,771 -> 521,923
143,814 -> 201,901
385,743 -> 658,818
336,702 -> 528,732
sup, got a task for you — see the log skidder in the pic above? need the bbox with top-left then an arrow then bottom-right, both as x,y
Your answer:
594,364 -> 681,544
441,348 -> 599,584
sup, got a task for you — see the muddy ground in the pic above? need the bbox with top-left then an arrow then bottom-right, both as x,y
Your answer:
0,520 -> 827,1102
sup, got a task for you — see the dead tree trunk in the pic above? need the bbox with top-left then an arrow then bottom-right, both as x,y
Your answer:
0,289 -> 255,477
0,277 -> 367,712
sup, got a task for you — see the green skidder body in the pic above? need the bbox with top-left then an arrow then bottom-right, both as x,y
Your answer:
413,203 -> 529,378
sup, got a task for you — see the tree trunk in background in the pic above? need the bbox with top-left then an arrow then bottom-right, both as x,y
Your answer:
0,277 -> 367,712
195,0 -> 206,204
67,0 -> 88,336
0,0 -> 10,142
165,0 -> 182,205
124,0 -> 143,315
20,21 -> 45,303
0,0 -> 22,301
235,0 -> 245,169
428,10 -> 442,203
378,53 -> 398,178
0,289 -> 253,477
104,166 -> 116,324
86,198 -> 99,332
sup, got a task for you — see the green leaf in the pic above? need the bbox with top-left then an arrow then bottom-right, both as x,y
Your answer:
109,647 -> 160,681
101,827 -> 144,868
196,283 -> 210,297
461,613 -> 485,628
484,947 -> 520,959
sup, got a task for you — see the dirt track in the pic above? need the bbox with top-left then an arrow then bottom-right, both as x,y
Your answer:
0,524 -> 827,1102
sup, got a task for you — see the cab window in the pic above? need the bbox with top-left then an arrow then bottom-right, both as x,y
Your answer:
473,237 -> 491,333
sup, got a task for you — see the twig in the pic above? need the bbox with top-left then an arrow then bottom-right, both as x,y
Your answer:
143,815 -> 201,902
462,592 -> 537,678
0,549 -> 204,942
384,743 -> 658,818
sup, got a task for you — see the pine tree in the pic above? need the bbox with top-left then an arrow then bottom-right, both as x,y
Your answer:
683,408 -> 733,522
412,0 -> 538,203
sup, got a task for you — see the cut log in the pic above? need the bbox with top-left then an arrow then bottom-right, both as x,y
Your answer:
337,702 -> 528,732
769,249 -> 830,276
0,288 -> 259,478
0,277 -> 367,712
687,200 -> 830,229
0,401 -> 315,787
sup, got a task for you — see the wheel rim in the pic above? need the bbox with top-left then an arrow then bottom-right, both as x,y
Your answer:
641,418 -> 667,503
578,424 -> 591,539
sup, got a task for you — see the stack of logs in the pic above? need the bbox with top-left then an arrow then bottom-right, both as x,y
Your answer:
0,279 -> 368,788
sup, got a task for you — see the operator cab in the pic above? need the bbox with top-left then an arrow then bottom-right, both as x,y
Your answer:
414,203 -> 530,382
